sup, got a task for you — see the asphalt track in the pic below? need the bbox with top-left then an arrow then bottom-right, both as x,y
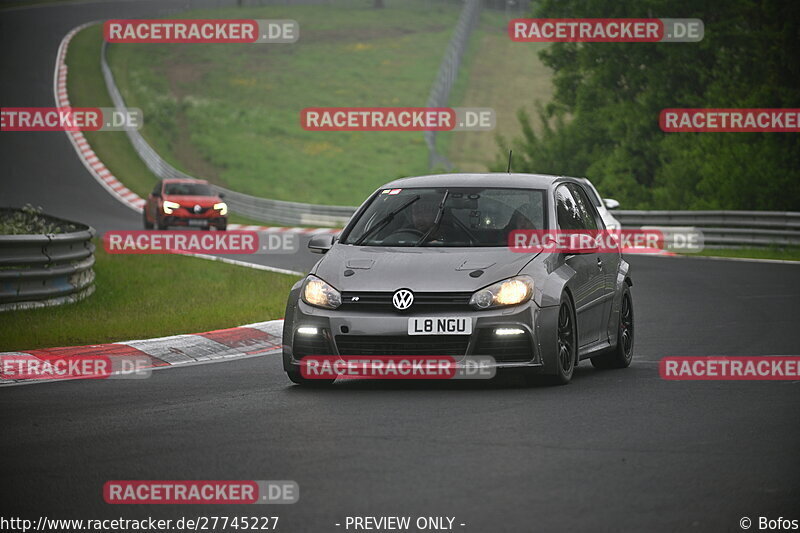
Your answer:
1,2 -> 799,532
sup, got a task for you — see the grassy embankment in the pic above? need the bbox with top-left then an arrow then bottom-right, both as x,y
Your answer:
104,2 -> 463,206
0,242 -> 300,352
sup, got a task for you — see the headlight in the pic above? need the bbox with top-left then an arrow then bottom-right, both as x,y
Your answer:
470,276 -> 533,310
302,275 -> 341,309
213,202 -> 228,216
162,200 -> 180,214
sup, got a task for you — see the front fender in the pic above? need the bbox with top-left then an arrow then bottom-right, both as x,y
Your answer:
526,253 -> 577,309
523,253 -> 579,375
282,279 -> 304,371
603,258 -> 632,346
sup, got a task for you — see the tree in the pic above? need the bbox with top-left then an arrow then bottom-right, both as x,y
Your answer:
498,0 -> 800,210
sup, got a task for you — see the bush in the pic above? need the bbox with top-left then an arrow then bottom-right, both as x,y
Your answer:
498,0 -> 800,210
0,205 -> 78,235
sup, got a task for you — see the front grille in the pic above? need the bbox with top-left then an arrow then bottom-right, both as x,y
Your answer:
293,332 -> 334,359
335,335 -> 469,356
473,329 -> 533,363
339,291 -> 473,312
181,205 -> 209,215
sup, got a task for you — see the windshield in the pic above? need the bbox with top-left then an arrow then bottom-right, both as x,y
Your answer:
163,183 -> 214,196
342,187 -> 546,247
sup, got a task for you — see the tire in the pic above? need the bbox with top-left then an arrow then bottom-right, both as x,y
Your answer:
533,293 -> 577,385
143,210 -> 153,229
591,285 -> 634,369
156,216 -> 168,230
286,368 -> 335,387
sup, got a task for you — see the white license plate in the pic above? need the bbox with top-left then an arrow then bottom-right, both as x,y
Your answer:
408,317 -> 472,335
187,219 -> 208,226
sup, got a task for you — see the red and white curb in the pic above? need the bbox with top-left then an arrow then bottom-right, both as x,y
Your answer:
0,320 -> 284,387
55,23 -> 338,237
227,225 -> 340,235
54,23 -> 146,213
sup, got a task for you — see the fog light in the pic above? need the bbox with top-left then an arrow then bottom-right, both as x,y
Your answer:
495,328 -> 525,336
297,326 -> 319,335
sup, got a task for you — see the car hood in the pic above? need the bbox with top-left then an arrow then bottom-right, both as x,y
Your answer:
163,195 -> 220,206
313,245 -> 538,292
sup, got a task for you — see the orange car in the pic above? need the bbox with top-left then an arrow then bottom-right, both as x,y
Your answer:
143,179 -> 228,230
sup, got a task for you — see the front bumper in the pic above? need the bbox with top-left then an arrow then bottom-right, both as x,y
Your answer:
161,215 -> 227,228
284,300 -> 551,371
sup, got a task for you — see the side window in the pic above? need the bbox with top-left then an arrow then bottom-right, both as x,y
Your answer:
568,183 -> 600,230
152,181 -> 162,195
555,185 -> 585,230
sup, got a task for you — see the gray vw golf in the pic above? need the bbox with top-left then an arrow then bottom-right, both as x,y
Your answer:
283,173 -> 634,385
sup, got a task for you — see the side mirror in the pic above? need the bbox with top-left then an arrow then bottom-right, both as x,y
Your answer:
603,198 -> 620,210
308,233 -> 335,254
218,193 -> 226,199
152,192 -> 161,198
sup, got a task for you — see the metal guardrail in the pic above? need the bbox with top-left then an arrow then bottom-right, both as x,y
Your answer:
0,210 -> 96,312
215,188 -> 356,227
615,210 -> 800,247
424,0 -> 481,169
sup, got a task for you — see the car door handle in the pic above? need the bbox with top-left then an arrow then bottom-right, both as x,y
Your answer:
597,258 -> 603,269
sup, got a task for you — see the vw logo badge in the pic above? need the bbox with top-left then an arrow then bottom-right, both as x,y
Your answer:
193,205 -> 202,214
392,289 -> 414,310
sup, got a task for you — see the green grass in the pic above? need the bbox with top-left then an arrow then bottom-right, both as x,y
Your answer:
686,247 -> 800,262
67,4 -> 553,211
66,27 -> 276,228
0,242 -> 301,352
68,4 -> 554,210
447,10 -> 553,172
104,2 -> 462,206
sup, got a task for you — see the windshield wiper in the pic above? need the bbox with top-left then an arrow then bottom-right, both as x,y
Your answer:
353,195 -> 421,246
415,190 -> 449,246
